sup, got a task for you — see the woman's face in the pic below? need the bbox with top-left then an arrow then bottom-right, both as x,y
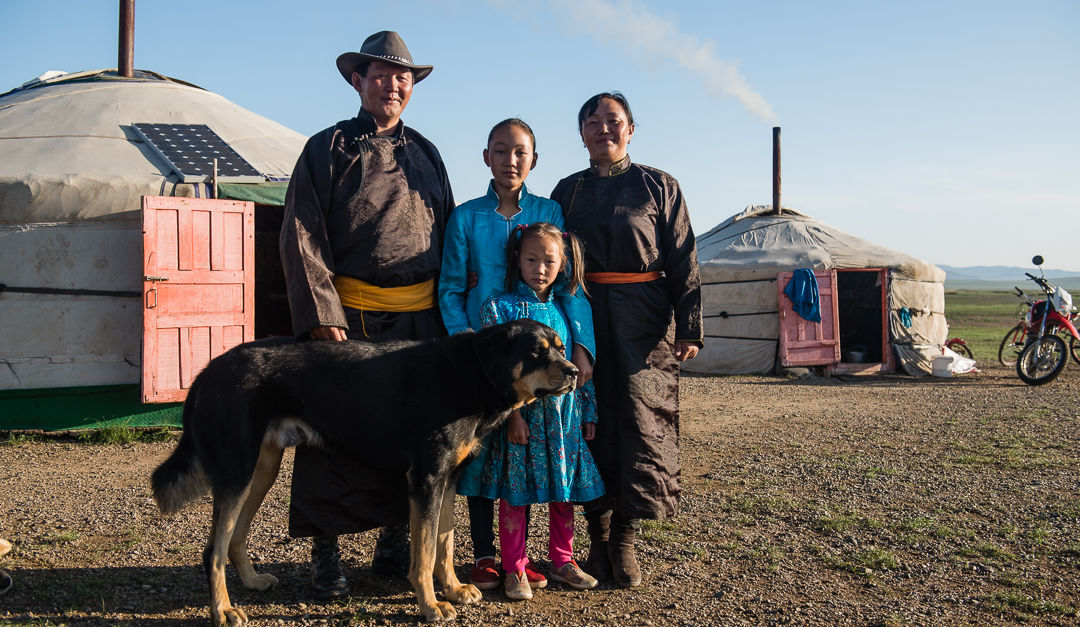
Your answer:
580,97 -> 634,165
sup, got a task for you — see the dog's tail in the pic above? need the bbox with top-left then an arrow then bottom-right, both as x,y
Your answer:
151,398 -> 207,515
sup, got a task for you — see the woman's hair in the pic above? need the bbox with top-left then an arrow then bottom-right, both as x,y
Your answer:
487,118 -> 537,152
505,223 -> 587,297
577,92 -> 635,130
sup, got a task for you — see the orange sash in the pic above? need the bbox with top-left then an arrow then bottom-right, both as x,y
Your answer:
585,271 -> 662,284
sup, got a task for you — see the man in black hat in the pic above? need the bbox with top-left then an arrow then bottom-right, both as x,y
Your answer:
279,30 -> 454,599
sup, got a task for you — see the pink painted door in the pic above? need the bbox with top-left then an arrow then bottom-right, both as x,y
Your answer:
777,270 -> 841,367
141,196 -> 255,402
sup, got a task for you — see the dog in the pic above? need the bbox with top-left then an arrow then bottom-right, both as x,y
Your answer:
151,318 -> 578,624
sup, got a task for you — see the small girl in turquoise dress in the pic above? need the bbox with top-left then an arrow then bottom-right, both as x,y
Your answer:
457,222 -> 605,600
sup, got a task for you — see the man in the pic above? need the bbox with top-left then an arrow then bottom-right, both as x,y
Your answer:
279,30 -> 454,599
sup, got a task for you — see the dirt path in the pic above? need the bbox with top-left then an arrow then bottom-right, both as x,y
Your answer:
1,364 -> 1078,625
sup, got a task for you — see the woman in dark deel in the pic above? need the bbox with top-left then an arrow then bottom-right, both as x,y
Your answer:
551,92 -> 703,588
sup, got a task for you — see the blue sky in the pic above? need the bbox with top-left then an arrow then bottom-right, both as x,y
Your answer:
3,0 -> 1078,271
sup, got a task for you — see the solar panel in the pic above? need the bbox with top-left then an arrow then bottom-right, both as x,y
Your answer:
132,123 -> 264,183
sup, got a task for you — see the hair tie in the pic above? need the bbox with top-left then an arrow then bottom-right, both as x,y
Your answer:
562,232 -> 570,239
515,223 -> 528,232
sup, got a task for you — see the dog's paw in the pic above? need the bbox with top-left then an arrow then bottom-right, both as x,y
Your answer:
211,605 -> 249,625
445,582 -> 482,604
241,572 -> 278,591
421,600 -> 457,622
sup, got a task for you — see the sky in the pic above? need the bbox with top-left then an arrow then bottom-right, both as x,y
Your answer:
2,0 -> 1079,272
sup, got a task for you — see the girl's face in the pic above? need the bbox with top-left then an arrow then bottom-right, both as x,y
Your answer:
484,125 -> 537,194
580,97 -> 634,165
518,234 -> 563,298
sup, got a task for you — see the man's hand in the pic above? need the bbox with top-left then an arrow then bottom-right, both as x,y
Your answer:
507,411 -> 529,445
673,341 -> 699,361
467,271 -> 479,290
571,344 -> 593,389
309,326 -> 347,341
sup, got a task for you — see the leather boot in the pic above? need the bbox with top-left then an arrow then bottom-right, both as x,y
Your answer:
311,535 -> 348,599
608,516 -> 642,588
582,508 -> 612,582
372,523 -> 411,581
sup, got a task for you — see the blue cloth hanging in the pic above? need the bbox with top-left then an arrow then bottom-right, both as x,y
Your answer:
899,306 -> 913,328
784,268 -> 822,323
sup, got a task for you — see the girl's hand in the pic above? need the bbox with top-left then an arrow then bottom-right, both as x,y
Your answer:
571,344 -> 593,388
507,411 -> 529,445
674,341 -> 699,361
582,422 -> 596,441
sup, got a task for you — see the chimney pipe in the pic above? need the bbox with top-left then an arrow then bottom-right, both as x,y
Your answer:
772,126 -> 781,215
118,0 -> 134,77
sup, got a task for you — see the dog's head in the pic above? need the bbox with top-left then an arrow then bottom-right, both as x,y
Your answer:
474,319 -> 579,409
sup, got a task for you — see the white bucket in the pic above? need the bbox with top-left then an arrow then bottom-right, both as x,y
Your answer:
932,355 -> 953,377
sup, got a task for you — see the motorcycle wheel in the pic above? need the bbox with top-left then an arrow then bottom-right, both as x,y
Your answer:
1070,335 -> 1080,366
1016,335 -> 1067,386
997,324 -> 1025,367
946,339 -> 973,360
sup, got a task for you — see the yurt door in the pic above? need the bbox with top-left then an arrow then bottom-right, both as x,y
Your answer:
141,196 -> 255,402
777,270 -> 841,367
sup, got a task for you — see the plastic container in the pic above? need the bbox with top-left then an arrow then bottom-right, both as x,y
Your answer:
931,355 -> 953,377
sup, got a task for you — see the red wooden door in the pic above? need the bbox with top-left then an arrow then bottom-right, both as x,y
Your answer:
777,270 -> 841,367
141,196 -> 255,402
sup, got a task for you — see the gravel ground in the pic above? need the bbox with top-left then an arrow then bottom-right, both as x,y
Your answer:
1,363 -> 1078,625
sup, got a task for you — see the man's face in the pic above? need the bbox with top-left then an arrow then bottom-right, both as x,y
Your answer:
351,60 -> 414,130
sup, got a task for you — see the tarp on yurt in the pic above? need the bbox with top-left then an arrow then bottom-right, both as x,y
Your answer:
0,69 -> 306,429
685,205 -> 948,376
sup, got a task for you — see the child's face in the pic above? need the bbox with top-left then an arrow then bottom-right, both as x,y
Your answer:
519,234 -> 563,297
484,125 -> 536,194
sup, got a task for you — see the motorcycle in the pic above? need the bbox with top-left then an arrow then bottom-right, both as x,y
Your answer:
1015,255 -> 1080,386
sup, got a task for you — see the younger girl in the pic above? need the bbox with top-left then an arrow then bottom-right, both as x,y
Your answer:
440,119 -> 595,591
457,223 -> 605,600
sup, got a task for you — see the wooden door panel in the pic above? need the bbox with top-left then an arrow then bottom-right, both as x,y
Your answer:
778,270 -> 841,367
142,196 -> 254,403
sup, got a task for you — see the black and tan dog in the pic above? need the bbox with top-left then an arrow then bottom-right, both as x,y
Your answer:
151,319 -> 577,624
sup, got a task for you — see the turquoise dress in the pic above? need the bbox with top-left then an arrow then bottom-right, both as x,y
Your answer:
457,281 -> 605,507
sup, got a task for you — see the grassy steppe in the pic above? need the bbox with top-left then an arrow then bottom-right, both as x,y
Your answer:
944,289 -> 1025,363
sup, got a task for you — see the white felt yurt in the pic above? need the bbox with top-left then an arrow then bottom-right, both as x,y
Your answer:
685,205 -> 949,376
0,69 -> 305,427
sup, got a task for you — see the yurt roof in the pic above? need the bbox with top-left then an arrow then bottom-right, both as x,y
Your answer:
697,205 -> 945,283
0,69 -> 306,223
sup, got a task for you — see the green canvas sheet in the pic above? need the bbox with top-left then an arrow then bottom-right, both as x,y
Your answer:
0,385 -> 181,432
217,181 -> 289,206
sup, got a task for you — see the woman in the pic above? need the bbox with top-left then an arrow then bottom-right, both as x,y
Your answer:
551,92 -> 703,588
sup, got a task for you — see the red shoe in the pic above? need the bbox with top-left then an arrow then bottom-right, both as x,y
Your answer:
469,556 -> 502,590
524,561 -> 548,589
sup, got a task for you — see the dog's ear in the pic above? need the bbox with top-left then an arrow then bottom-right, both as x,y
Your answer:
474,322 -> 518,389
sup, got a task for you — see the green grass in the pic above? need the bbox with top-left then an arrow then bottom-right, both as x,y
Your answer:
75,426 -> 175,445
944,289 -> 1026,361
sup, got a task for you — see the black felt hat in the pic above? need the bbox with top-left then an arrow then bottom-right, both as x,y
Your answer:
336,31 -> 433,84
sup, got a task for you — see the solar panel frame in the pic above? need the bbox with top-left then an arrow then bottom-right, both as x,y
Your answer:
131,123 -> 266,183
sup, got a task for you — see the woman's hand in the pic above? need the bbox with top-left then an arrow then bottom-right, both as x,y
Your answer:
309,326 -> 347,341
571,344 -> 593,388
507,411 -> 529,445
582,422 -> 596,441
674,341 -> 699,361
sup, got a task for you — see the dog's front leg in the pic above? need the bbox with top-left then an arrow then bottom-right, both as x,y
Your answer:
435,487 -> 480,605
408,486 -> 456,622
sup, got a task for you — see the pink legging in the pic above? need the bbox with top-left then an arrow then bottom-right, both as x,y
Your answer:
499,500 -> 574,574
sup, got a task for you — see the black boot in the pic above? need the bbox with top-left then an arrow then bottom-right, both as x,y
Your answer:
609,516 -> 642,588
311,535 -> 348,599
372,524 -> 411,581
583,508 -> 612,582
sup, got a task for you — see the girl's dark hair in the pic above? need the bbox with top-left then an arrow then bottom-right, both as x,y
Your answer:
505,223 -> 587,297
487,118 -> 537,151
577,92 -> 634,130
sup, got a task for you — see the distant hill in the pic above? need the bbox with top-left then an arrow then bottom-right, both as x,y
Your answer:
939,265 -> 1080,291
